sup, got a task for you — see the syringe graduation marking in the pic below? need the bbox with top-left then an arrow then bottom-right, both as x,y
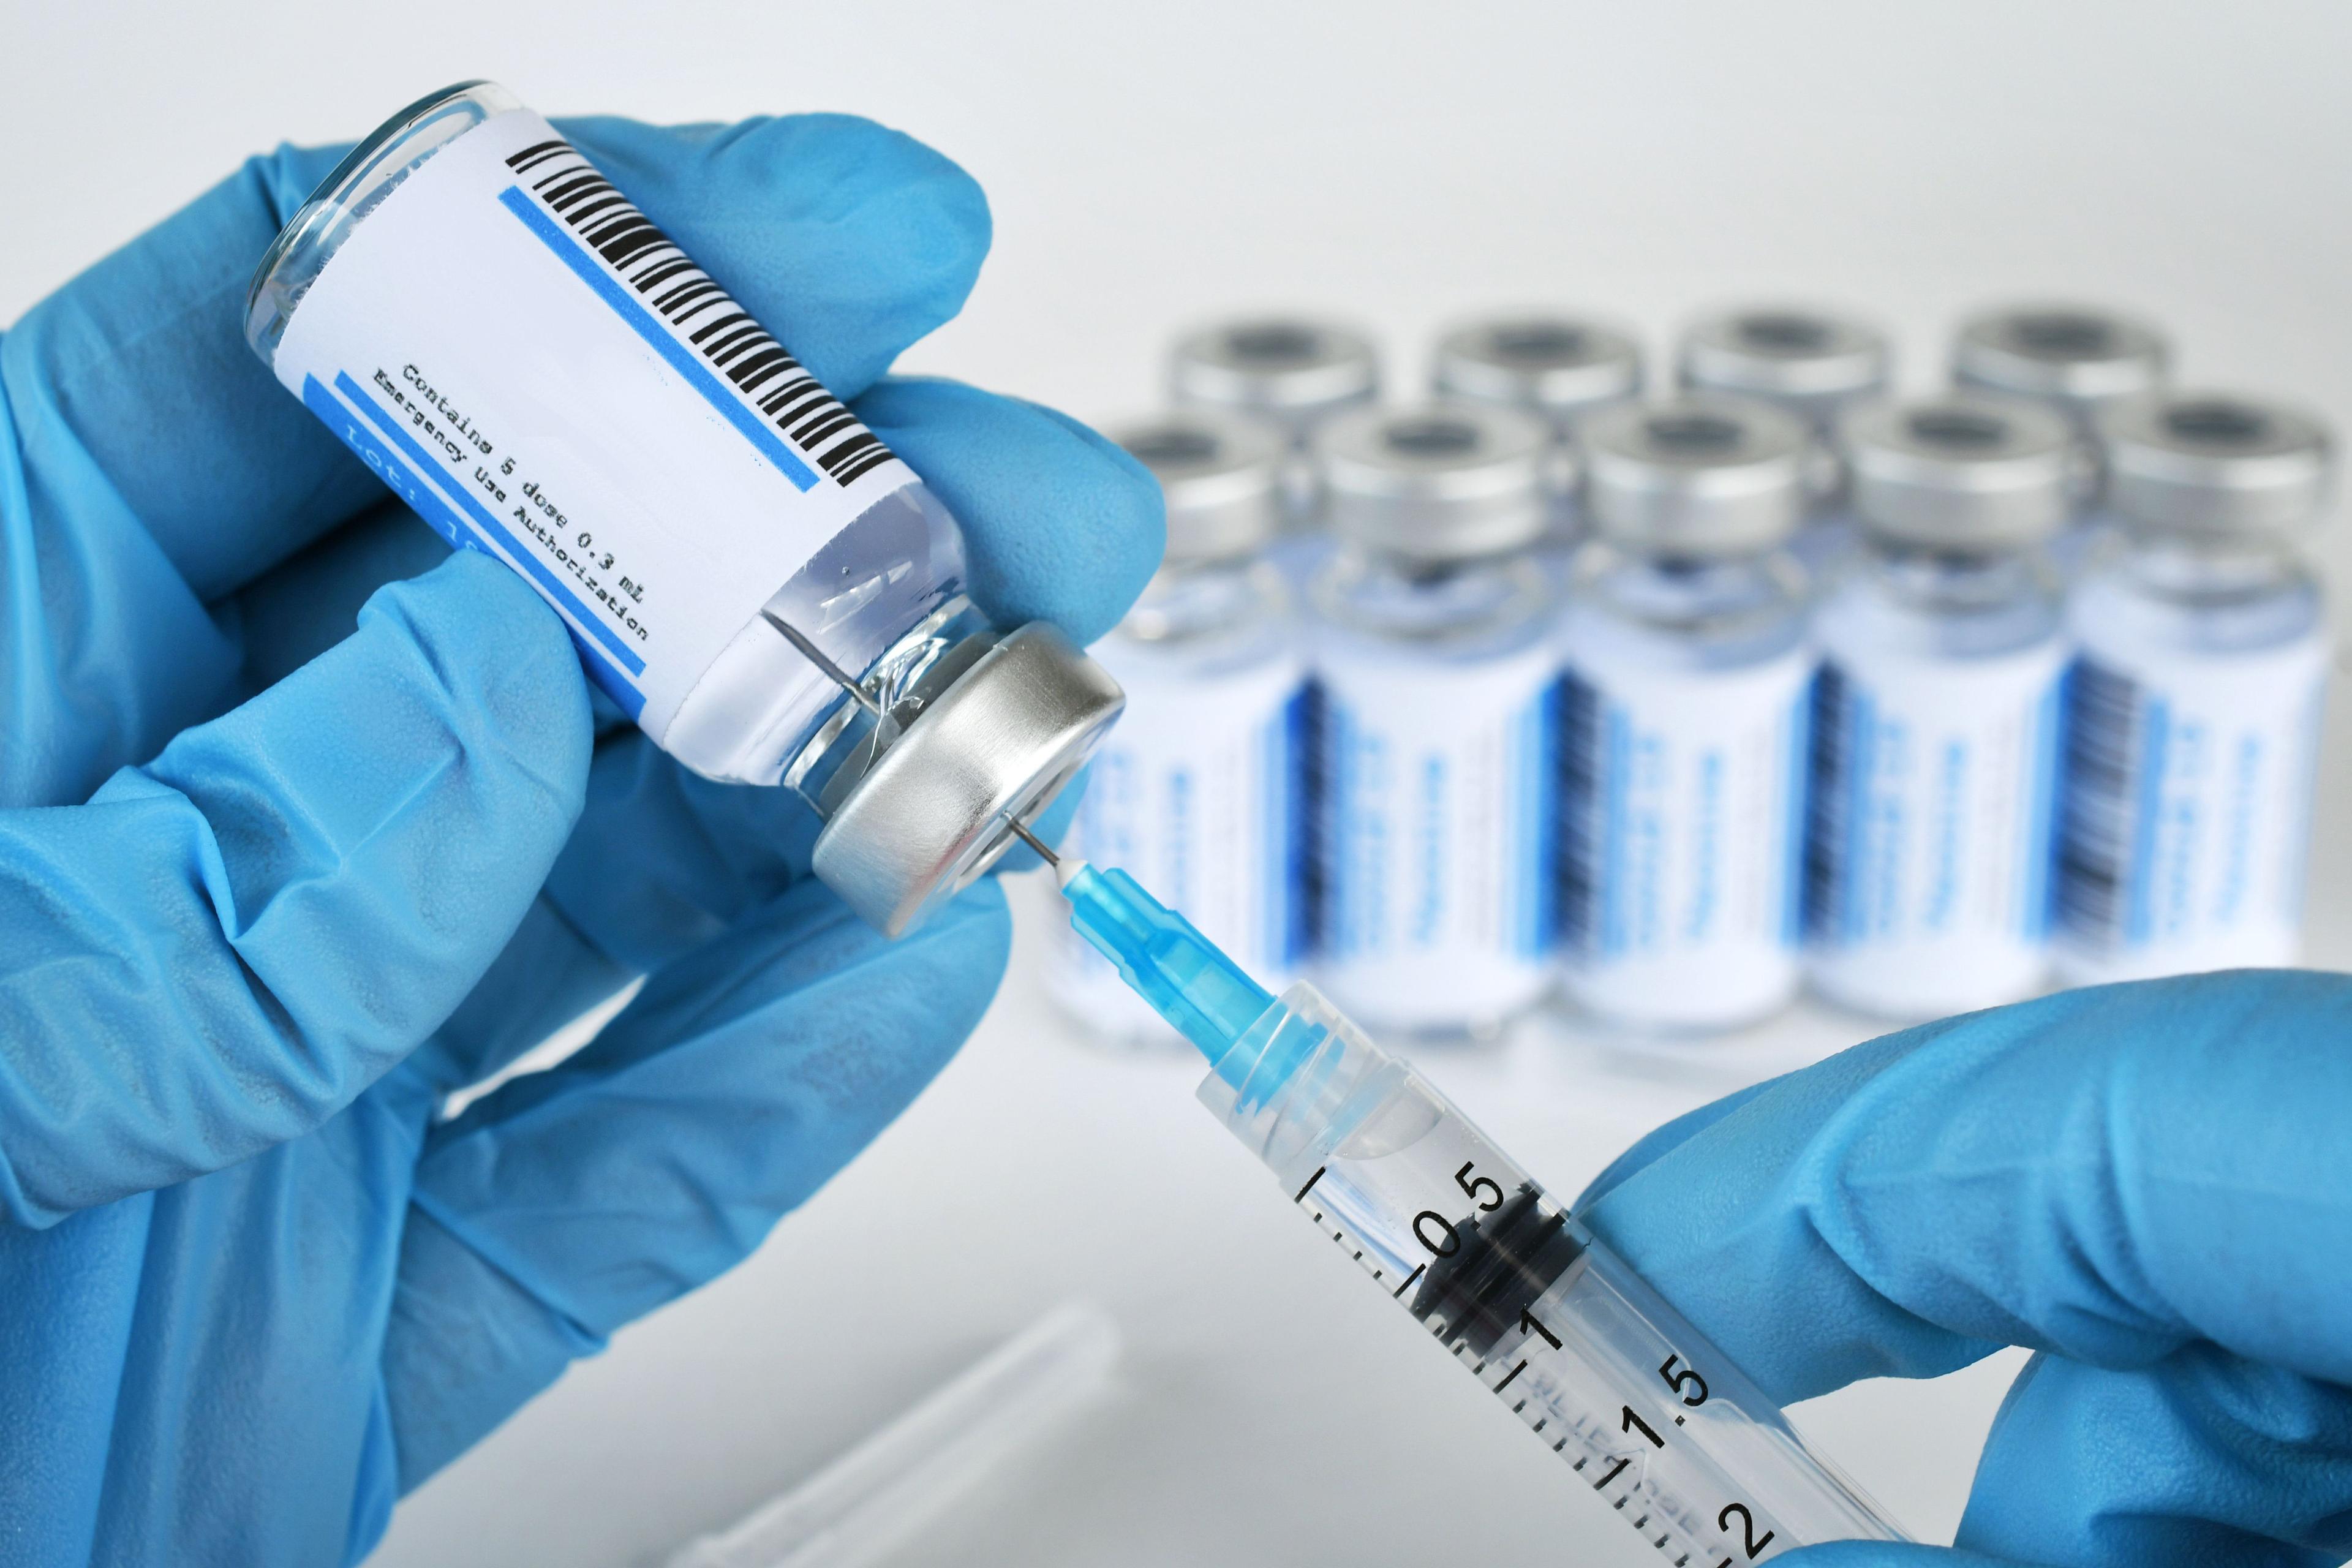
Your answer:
1283,1163 -> 1777,1568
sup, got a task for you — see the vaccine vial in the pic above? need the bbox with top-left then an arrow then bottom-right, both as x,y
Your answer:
1431,314 -> 1645,538
1308,403 -> 1559,1038
1676,305 -> 1890,573
2054,391 -> 2334,982
244,82 -> 1123,937
1170,317 -> 1380,524
1805,397 -> 2074,1020
1050,411 -> 1310,1043
1951,303 -> 2171,575
1558,397 -> 1814,1033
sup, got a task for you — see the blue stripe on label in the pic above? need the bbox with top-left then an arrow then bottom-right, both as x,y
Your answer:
1779,673 -> 1811,950
303,374 -> 489,558
334,371 -> 649,688
2124,691 -> 2171,947
1599,702 -> 1632,959
497,185 -> 820,492
1840,676 -> 1877,947
1508,690 -> 1539,958
2021,669 -> 2063,941
309,375 -> 646,718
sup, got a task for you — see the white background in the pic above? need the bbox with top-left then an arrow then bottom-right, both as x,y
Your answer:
5,4 -> 2349,1564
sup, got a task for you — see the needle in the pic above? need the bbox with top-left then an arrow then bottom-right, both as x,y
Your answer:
764,611 -> 884,717
1006,818 -> 1058,866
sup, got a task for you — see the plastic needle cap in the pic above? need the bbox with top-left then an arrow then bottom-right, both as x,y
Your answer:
1059,862 -> 1275,1060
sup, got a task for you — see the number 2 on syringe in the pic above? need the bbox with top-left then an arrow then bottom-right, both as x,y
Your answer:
1629,1352 -> 1776,1566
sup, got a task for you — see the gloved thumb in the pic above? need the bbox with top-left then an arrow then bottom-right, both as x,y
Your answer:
0,551 -> 590,1226
1778,1543 -> 2008,1568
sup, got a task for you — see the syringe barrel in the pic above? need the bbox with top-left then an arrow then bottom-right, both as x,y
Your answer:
1200,984 -> 1905,1559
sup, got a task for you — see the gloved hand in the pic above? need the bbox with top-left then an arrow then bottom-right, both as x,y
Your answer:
0,112 -> 1161,1565
1574,970 -> 2352,1568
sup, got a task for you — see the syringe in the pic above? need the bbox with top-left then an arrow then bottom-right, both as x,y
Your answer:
1032,839 -> 1909,1562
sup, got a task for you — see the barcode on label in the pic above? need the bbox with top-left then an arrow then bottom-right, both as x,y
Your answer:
2053,658 -> 2142,948
1801,662 -> 1860,943
503,138 -> 899,488
1553,671 -> 1604,954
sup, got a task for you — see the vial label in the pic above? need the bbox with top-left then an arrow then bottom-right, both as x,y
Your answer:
2054,631 -> 2327,979
1052,647 -> 1310,1041
270,109 -> 914,744
1803,645 -> 2066,1017
1315,643 -> 1558,1032
1557,649 -> 1811,1028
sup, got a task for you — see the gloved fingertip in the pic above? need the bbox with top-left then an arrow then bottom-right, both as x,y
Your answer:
854,378 -> 1167,644
559,112 -> 990,398
1775,1542 -> 1996,1568
1572,1076 -> 1782,1212
353,551 -> 594,810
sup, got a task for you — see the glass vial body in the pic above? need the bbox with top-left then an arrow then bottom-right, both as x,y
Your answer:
1053,414 -> 1311,1045
1804,399 -> 2075,1020
1305,404 -> 1561,1039
1170,317 -> 1379,530
1950,303 -> 2171,577
245,81 -> 1121,937
2052,391 -> 2334,982
1676,304 -> 1891,576
1431,313 -> 1645,543
1559,398 -> 1815,1032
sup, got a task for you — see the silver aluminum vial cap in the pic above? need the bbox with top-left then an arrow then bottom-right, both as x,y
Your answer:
1677,305 -> 1891,429
1316,402 -> 1550,563
2099,390 -> 2335,538
1170,317 -> 1380,437
1842,396 -> 2075,551
1431,314 -> 1645,425
813,623 -> 1125,937
1111,410 -> 1285,565
1951,303 -> 2170,418
1581,396 -> 1811,556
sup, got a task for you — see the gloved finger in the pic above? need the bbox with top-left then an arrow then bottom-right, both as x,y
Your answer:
1572,1076 -> 1779,1212
418,737 -> 1078,1096
1776,1545 -> 2017,1568
1952,1347 -> 2352,1568
380,877 -> 1008,1490
853,377 -> 1166,646
1575,971 -> 2352,1404
0,552 -> 589,1226
6,111 -> 989,612
220,478 -> 1074,1095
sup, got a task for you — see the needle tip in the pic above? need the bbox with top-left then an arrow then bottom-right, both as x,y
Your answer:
1006,818 -> 1058,867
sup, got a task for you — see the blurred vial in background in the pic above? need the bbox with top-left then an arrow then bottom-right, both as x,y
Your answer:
1558,397 -> 1815,1033
1677,304 -> 1891,573
1308,403 -> 1560,1039
1431,312 -> 1646,540
1170,315 -> 1380,527
1052,411 -> 1310,1045
2054,391 -> 2335,984
1951,303 -> 2171,575
1805,397 -> 2075,1020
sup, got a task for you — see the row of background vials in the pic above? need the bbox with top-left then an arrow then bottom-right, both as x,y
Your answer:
1047,303 -> 2333,1044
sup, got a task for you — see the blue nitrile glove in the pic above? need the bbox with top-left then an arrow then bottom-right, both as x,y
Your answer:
1573,971 -> 2352,1568
0,111 -> 1162,1566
